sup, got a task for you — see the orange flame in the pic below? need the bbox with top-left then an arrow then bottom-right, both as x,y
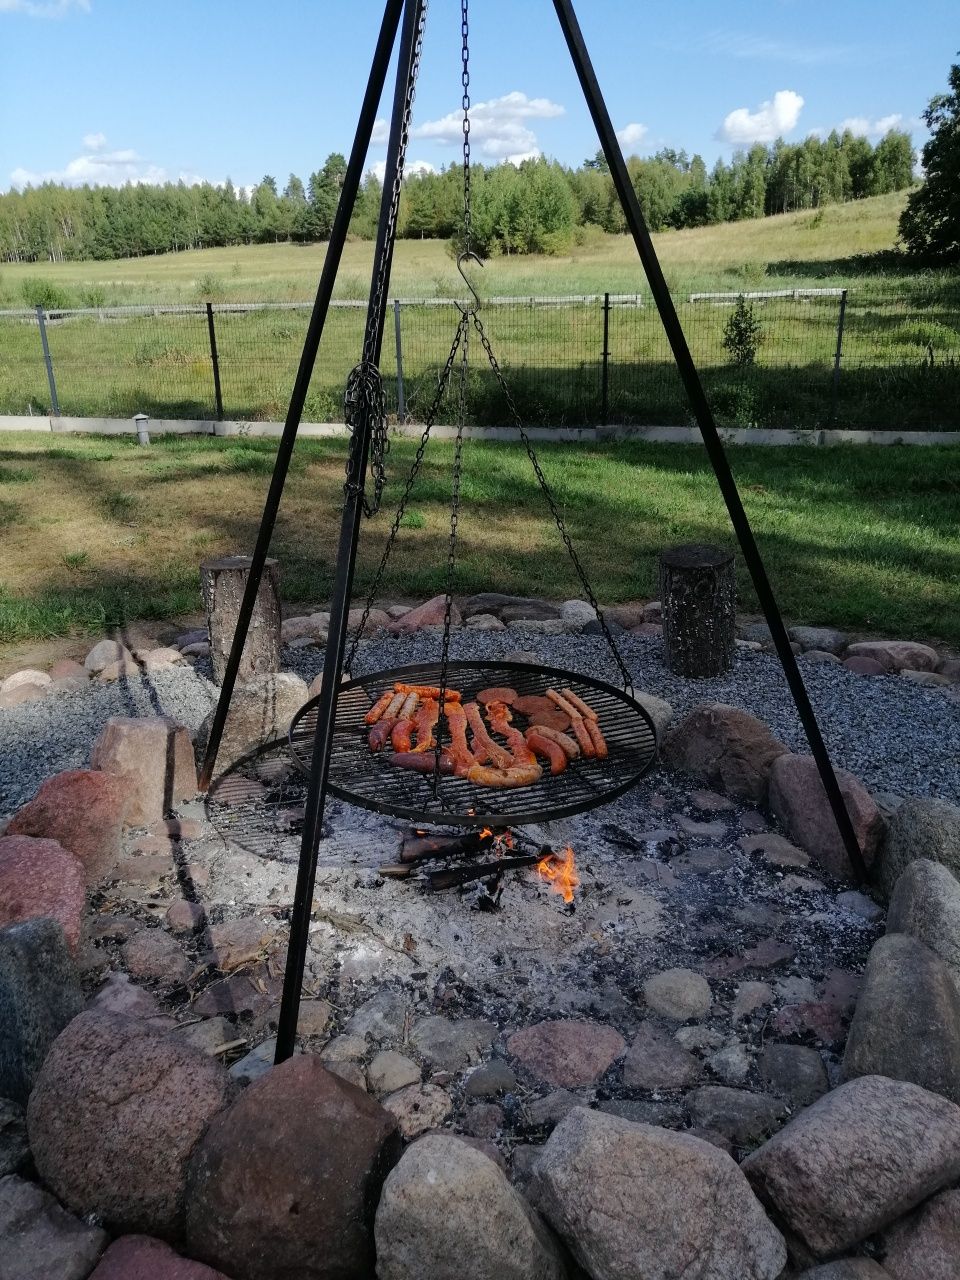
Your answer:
479,827 -> 494,840
537,846 -> 579,904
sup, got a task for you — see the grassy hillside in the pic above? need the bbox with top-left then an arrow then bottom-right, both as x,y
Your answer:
0,192 -> 929,307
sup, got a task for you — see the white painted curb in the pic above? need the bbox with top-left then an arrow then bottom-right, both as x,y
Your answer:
1,416 -> 958,448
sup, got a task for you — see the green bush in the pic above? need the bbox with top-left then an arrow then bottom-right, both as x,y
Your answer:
193,273 -> 226,302
20,278 -> 73,311
722,295 -> 764,367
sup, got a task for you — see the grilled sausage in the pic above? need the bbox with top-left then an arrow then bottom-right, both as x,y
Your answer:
368,718 -> 397,752
466,761 -> 542,788
526,729 -> 568,775
364,690 -> 395,726
560,688 -> 599,722
585,717 -> 608,759
526,723 -> 579,759
390,750 -> 454,775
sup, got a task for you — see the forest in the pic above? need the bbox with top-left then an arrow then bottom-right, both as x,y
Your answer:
0,129 -> 915,265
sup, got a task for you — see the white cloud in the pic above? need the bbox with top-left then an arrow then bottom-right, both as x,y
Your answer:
837,113 -> 904,138
503,150 -> 540,167
716,89 -> 804,144
413,91 -> 564,161
371,118 -> 389,145
0,0 -> 90,16
10,134 -> 201,188
616,122 -> 648,151
808,112 -> 923,142
368,158 -> 435,184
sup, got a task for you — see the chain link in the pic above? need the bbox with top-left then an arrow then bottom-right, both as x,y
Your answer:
471,311 -> 634,691
343,362 -> 389,516
349,0 -> 629,705
461,0 -> 471,255
432,315 -> 470,796
344,312 -> 469,674
344,0 -> 428,517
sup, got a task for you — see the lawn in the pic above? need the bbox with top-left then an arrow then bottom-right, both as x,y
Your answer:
1,431 -> 958,649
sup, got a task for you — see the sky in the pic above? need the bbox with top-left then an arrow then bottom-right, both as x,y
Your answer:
0,0 -> 955,194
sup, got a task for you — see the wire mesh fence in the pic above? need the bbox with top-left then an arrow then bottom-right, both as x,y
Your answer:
2,289 -> 958,430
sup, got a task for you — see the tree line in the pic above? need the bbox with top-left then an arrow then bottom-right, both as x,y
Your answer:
0,129 -> 915,265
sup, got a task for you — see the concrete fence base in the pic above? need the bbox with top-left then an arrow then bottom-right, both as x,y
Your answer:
1,415 -> 958,448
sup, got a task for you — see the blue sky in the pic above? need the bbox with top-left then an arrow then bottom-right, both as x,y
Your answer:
0,0 -> 954,193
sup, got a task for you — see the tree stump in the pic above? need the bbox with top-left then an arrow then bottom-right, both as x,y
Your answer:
659,544 -> 736,678
200,555 -> 281,685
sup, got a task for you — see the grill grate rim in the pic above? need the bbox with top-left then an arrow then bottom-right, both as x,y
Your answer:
288,660 -> 658,828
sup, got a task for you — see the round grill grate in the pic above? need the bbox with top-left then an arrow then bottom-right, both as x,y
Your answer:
288,660 -> 658,828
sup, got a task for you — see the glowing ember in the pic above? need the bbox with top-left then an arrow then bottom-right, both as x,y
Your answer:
537,846 -> 579,904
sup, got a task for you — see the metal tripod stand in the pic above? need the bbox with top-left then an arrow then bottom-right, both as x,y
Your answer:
198,0 -> 870,1065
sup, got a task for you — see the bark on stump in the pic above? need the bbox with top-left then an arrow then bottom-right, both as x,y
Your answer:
659,544 -> 735,679
200,555 -> 281,685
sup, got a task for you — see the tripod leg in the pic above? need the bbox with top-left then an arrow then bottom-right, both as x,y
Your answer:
198,0 -> 406,792
552,0 -> 868,883
273,0 -> 427,1066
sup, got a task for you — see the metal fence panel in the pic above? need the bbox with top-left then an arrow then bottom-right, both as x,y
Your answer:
1,292 -> 958,430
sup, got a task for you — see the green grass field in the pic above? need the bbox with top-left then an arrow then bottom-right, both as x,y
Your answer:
1,431 -> 958,649
2,193 -> 958,430
0,192 -> 935,305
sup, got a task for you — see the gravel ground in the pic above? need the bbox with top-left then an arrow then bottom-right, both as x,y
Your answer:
1,626 -> 958,819
0,668 -> 217,819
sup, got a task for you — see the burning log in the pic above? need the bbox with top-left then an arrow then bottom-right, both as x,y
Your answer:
400,829 -> 496,864
426,853 -> 546,891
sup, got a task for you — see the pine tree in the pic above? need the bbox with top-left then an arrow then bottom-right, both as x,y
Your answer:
722,296 -> 764,367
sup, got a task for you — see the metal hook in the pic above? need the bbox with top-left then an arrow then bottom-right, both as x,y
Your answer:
454,250 -> 484,316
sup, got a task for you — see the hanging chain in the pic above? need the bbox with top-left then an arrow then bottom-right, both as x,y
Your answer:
344,0 -> 428,518
460,0 -> 472,256
432,316 -> 470,796
471,311 -> 635,692
344,363 -> 389,516
344,312 -> 469,674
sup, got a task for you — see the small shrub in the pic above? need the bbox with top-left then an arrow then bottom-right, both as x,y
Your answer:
734,260 -> 767,288
401,509 -> 425,529
194,273 -> 226,302
134,339 -> 191,367
62,550 -> 90,571
80,286 -> 107,308
722,295 -> 764,367
20,278 -> 72,311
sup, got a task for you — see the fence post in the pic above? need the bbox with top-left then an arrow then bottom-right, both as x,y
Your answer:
830,288 -> 848,424
393,299 -> 406,422
600,292 -> 611,426
35,304 -> 60,416
206,301 -> 224,421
